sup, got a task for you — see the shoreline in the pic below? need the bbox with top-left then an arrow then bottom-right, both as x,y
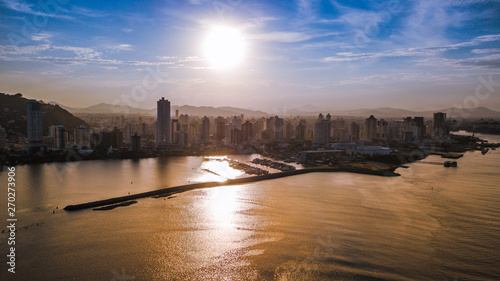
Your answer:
64,166 -> 399,211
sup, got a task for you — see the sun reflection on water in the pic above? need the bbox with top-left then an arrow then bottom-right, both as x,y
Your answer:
200,157 -> 245,182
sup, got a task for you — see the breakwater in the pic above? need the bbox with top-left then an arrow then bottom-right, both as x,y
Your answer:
64,167 -> 399,211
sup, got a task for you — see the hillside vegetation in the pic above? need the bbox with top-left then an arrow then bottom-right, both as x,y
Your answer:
0,93 -> 88,136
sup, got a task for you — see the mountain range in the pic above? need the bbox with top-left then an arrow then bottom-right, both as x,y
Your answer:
51,102 -> 500,119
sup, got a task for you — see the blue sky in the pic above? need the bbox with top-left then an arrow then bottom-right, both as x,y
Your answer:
1,0 -> 500,112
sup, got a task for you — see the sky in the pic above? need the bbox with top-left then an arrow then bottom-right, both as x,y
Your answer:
1,0 -> 500,113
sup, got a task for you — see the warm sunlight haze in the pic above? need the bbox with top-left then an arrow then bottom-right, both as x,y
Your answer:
203,25 -> 246,70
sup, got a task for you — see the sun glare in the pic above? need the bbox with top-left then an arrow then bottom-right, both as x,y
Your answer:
203,25 -> 245,69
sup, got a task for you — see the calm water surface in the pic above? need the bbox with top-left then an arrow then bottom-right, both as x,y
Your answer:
1,133 -> 499,280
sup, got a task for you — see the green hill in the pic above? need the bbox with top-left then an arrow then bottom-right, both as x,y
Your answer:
0,93 -> 89,136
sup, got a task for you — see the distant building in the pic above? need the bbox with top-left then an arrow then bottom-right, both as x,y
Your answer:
242,120 -> 253,142
26,100 -> 43,149
473,119 -> 500,133
176,130 -> 188,147
377,119 -> 388,140
215,116 -> 226,141
349,122 -> 360,142
266,116 -> 284,140
74,125 -> 90,148
231,128 -> 242,145
284,121 -> 292,140
157,97 -> 171,145
413,117 -> 425,139
54,125 -> 66,149
332,143 -> 392,156
314,113 -> 331,145
131,133 -> 141,152
201,116 -> 210,144
365,115 -> 377,141
433,112 -> 448,138
295,120 -> 306,141
171,119 -> 180,143
110,127 -> 124,148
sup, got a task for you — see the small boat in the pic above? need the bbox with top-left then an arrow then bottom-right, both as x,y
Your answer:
444,161 -> 457,167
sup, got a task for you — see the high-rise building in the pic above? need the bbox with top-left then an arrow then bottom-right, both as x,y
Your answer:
314,113 -> 331,145
295,119 -> 306,141
231,128 -> 242,145
349,122 -> 360,142
54,125 -> 66,149
171,119 -> 180,144
111,127 -> 124,148
131,133 -> 141,152
433,112 -> 448,138
157,97 -> 171,145
74,125 -> 90,148
377,119 -> 388,140
215,117 -> 226,141
201,116 -> 210,144
365,115 -> 377,140
176,130 -> 188,147
242,120 -> 253,142
26,100 -> 43,149
413,117 -> 425,139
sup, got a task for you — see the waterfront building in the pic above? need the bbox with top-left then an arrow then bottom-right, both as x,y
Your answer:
201,116 -> 210,144
365,115 -> 377,141
433,112 -> 448,138
26,100 -> 43,149
74,125 -> 91,148
171,119 -> 180,144
157,97 -> 171,145
131,133 -> 141,152
54,125 -> 66,149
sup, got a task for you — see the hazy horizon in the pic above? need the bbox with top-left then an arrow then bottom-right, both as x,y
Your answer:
1,0 -> 500,112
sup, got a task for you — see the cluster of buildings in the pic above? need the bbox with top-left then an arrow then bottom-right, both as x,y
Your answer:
20,97 -> 453,156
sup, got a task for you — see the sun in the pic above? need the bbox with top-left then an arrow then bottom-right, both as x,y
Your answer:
203,25 -> 246,69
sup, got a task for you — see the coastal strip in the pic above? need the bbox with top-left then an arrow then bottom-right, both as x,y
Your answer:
64,167 -> 399,211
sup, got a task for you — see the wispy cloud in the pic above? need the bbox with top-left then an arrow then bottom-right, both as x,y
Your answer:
31,32 -> 53,41
1,0 -> 75,20
322,34 -> 500,62
471,48 -> 500,54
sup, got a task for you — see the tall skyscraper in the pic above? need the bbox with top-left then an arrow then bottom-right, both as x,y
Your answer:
157,97 -> 171,145
365,115 -> 377,140
201,116 -> 210,144
26,100 -> 43,149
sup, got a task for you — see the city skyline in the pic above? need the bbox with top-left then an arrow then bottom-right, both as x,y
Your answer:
1,0 -> 500,112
